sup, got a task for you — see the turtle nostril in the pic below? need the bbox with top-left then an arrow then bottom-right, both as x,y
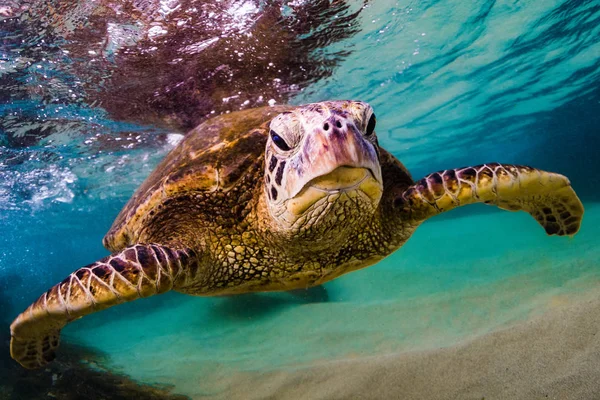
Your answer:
323,122 -> 330,131
335,120 -> 342,128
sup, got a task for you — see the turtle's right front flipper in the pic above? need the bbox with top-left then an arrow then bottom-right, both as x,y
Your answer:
10,244 -> 198,369
398,163 -> 584,236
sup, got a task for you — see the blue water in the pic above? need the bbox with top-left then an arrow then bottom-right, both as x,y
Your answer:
1,1 -> 599,398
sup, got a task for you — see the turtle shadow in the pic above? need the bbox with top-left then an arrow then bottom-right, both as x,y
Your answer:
210,285 -> 332,321
287,285 -> 330,303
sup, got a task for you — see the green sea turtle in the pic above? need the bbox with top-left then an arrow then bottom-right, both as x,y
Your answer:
10,100 -> 584,369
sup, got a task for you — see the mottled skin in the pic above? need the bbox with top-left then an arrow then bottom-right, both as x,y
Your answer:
10,101 -> 584,369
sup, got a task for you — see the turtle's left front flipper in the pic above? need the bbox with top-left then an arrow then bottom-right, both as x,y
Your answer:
10,244 -> 198,369
397,163 -> 584,236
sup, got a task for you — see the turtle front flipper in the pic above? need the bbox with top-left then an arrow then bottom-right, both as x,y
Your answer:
10,244 -> 198,369
398,163 -> 584,236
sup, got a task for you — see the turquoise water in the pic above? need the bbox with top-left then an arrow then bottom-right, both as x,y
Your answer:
1,1 -> 599,398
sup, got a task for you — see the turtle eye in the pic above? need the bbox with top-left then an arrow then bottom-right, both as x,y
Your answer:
365,114 -> 376,137
270,130 -> 291,151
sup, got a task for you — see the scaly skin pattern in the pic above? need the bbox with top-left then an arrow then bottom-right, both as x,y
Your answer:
10,245 -> 198,369
397,163 -> 584,236
10,102 -> 584,369
135,146 -> 414,295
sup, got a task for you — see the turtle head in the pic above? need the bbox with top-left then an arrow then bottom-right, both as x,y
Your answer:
263,100 -> 383,239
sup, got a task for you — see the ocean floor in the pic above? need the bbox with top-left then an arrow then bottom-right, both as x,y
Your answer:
224,291 -> 600,400
51,201 -> 600,399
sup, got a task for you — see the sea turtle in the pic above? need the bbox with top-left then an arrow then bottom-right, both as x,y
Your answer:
10,100 -> 584,369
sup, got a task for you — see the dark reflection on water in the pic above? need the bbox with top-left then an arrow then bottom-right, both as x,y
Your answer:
1,0 -> 365,143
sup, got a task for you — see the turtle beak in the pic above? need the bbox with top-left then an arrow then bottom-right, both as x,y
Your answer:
307,166 -> 382,204
285,166 -> 382,217
281,117 -> 383,217
287,119 -> 383,200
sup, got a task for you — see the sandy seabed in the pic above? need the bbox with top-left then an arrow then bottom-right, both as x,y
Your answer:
223,291 -> 600,400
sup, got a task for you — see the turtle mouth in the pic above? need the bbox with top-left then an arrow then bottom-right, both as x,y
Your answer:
308,166 -> 376,192
286,166 -> 382,216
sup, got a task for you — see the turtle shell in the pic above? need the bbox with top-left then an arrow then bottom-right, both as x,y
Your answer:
103,105 -> 292,252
